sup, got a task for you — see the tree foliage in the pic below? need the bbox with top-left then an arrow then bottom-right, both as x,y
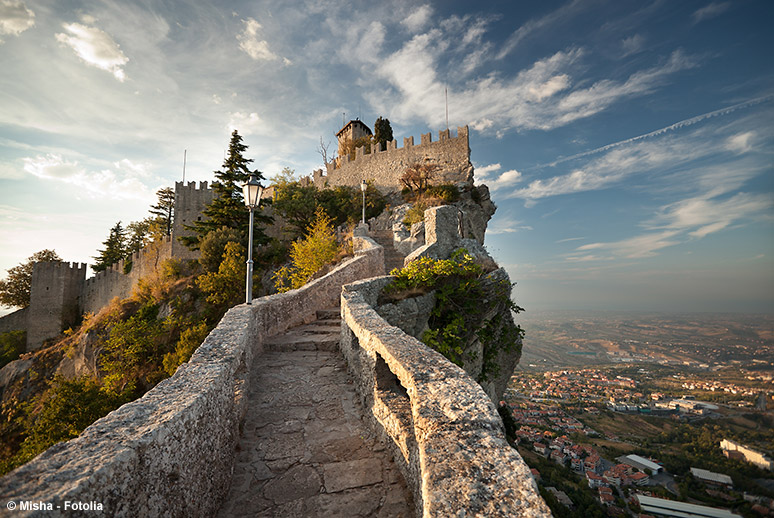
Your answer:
272,180 -> 386,237
373,116 -> 393,151
149,187 -> 175,236
180,130 -> 271,249
198,227 -> 243,273
196,241 -> 247,307
93,222 -> 127,273
273,208 -> 340,292
0,330 -> 25,370
0,249 -> 61,308
400,162 -> 440,194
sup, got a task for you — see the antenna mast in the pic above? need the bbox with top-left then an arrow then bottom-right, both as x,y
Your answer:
182,149 -> 187,183
445,87 -> 449,130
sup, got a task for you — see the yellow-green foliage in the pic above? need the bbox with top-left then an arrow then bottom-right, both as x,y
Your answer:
0,375 -> 128,475
273,208 -> 339,293
0,330 -> 25,370
100,303 -> 165,396
163,320 -> 210,375
196,241 -> 246,306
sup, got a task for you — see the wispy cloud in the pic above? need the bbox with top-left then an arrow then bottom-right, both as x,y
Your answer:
0,0 -> 34,42
692,2 -> 731,23
402,5 -> 432,33
55,21 -> 129,81
237,18 -> 289,64
23,154 -> 152,200
543,96 -> 773,168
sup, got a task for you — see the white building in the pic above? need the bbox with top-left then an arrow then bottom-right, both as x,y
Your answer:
621,454 -> 663,474
636,495 -> 742,518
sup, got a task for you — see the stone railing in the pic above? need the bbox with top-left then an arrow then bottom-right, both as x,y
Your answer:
340,276 -> 551,518
0,237 -> 384,517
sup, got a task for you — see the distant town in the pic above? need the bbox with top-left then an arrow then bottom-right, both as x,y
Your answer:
505,311 -> 774,518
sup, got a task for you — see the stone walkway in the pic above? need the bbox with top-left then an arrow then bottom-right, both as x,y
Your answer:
217,309 -> 414,517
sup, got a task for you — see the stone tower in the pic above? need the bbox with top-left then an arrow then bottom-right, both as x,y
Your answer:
172,181 -> 216,258
27,261 -> 87,350
336,119 -> 372,157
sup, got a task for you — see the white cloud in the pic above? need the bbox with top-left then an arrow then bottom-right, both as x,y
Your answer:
487,169 -> 523,192
726,131 -> 755,153
23,154 -> 151,200
237,18 -> 287,63
486,217 -> 532,235
402,5 -> 432,33
0,161 -> 23,179
692,2 -> 731,23
0,0 -> 34,41
651,192 -> 774,239
55,22 -> 129,81
228,112 -> 265,136
573,230 -> 681,259
474,163 -> 500,183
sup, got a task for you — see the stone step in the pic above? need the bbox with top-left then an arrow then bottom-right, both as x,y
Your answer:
316,308 -> 341,321
263,318 -> 342,352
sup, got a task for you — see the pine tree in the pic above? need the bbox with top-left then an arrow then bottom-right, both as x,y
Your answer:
0,249 -> 61,308
149,187 -> 175,236
180,130 -> 271,249
93,222 -> 127,272
374,117 -> 393,151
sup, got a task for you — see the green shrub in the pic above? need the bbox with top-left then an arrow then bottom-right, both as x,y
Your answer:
163,320 -> 210,375
273,208 -> 340,292
402,201 -> 428,226
0,375 -> 128,475
384,249 -> 523,379
426,184 -> 460,202
199,227 -> 243,273
0,330 -> 25,370
196,241 -> 246,307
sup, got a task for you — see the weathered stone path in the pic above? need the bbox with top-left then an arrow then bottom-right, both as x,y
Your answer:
217,309 -> 414,517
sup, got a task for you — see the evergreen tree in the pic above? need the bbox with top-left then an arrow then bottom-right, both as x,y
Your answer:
93,222 -> 126,272
149,187 -> 175,236
0,249 -> 61,308
374,117 -> 393,151
180,130 -> 271,249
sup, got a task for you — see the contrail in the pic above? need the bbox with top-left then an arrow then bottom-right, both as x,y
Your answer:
541,94 -> 773,168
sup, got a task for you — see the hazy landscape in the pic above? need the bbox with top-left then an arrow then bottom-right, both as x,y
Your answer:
517,311 -> 774,370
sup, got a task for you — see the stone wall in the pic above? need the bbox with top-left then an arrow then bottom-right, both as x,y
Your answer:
171,181 -> 216,260
314,127 -> 473,194
339,277 -> 551,518
27,262 -> 87,350
0,236 -> 384,518
0,308 -> 27,336
80,238 -> 173,316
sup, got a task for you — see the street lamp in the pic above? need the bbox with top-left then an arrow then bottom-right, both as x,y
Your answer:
242,173 -> 263,305
360,179 -> 367,225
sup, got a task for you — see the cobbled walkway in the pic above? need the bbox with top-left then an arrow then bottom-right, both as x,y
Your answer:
217,309 -> 414,517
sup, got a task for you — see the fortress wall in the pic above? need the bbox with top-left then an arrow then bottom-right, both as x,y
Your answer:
0,308 -> 27,335
27,262 -> 87,350
0,236 -> 384,517
80,238 -> 173,315
315,126 -> 472,194
339,279 -> 550,518
172,181 -> 216,259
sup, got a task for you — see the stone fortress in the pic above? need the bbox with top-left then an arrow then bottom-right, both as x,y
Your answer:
0,122 -> 473,352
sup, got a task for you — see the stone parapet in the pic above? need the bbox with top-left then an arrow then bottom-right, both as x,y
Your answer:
317,127 -> 473,194
0,236 -> 384,517
340,277 -> 551,518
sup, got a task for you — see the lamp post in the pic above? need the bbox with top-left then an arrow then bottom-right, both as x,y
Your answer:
360,179 -> 367,225
242,173 -> 263,305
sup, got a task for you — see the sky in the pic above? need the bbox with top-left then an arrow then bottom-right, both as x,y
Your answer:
0,0 -> 772,315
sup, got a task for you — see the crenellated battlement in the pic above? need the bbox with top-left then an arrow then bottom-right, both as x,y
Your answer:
315,126 -> 472,194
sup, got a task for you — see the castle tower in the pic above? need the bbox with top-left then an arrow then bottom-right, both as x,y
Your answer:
27,261 -> 87,350
336,119 -> 372,158
172,181 -> 216,258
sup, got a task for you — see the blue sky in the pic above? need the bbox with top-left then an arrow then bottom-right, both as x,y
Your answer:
0,0 -> 772,314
